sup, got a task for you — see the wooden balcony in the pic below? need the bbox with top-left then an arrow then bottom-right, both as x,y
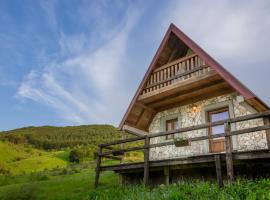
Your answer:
138,54 -> 233,111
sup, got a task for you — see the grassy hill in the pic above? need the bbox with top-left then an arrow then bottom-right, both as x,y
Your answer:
0,125 -> 123,150
0,124 -> 140,174
0,141 -> 68,174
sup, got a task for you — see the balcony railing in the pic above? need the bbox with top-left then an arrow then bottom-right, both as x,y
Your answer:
141,54 -> 211,95
94,111 -> 270,188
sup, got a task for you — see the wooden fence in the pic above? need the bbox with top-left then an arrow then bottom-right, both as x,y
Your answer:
95,111 -> 270,188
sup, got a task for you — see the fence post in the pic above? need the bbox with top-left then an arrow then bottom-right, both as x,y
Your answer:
164,166 -> 170,185
214,155 -> 223,187
225,122 -> 234,181
263,116 -> 270,149
94,146 -> 102,189
143,136 -> 150,185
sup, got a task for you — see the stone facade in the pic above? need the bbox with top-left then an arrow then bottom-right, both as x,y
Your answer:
149,93 -> 268,160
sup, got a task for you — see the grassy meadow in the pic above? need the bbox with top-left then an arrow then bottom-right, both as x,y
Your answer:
0,125 -> 269,200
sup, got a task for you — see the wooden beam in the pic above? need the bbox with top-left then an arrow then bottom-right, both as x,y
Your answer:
135,109 -> 146,127
94,146 -> 102,189
215,155 -> 223,187
164,166 -> 170,185
225,122 -> 234,181
102,155 -> 122,161
122,125 -> 149,137
263,116 -> 270,149
135,102 -> 156,114
147,79 -> 225,106
143,136 -> 150,185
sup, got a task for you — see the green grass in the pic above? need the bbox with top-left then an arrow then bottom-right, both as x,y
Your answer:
0,169 -> 117,200
0,141 -> 68,174
0,169 -> 269,200
88,179 -> 270,200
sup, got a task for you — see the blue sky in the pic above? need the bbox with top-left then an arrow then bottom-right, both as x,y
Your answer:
0,0 -> 270,131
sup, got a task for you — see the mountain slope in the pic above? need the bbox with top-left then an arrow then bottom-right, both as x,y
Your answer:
0,141 -> 67,174
0,125 -> 123,150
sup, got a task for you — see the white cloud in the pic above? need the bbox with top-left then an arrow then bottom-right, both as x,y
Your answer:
17,3 -> 141,125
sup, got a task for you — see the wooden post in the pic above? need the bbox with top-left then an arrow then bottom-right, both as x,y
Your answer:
225,122 -> 234,181
143,136 -> 150,186
214,155 -> 223,187
263,116 -> 270,149
119,173 -> 124,186
94,146 -> 102,189
164,167 -> 170,185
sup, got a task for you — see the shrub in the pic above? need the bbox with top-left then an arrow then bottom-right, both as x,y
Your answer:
69,150 -> 80,163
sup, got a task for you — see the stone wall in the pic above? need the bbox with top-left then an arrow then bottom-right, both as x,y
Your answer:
149,93 -> 268,160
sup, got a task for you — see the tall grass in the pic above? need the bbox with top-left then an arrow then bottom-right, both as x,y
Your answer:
88,179 -> 270,200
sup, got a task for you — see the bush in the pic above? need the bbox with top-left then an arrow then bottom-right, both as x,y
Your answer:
69,150 -> 80,163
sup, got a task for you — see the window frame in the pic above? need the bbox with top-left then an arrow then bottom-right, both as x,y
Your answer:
207,107 -> 229,139
165,118 -> 178,140
160,114 -> 181,141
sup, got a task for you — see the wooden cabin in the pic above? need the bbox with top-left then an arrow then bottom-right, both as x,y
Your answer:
95,24 -> 270,187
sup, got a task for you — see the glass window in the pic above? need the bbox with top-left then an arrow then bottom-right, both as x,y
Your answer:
165,118 -> 178,140
208,108 -> 229,135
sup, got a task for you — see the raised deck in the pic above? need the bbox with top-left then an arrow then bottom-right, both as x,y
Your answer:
101,149 -> 270,172
94,111 -> 270,188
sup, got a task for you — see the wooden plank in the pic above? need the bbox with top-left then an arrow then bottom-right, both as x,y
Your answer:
215,155 -> 223,187
122,125 -> 149,137
150,79 -> 227,108
101,124 -> 270,158
94,146 -> 102,189
225,122 -> 234,181
263,116 -> 270,149
103,155 -> 122,161
143,136 -> 150,185
101,150 -> 270,172
101,111 -> 270,149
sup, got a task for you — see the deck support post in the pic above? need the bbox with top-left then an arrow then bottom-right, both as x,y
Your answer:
214,155 -> 223,187
263,116 -> 270,149
164,167 -> 170,185
143,136 -> 150,186
225,122 -> 234,181
94,146 -> 102,189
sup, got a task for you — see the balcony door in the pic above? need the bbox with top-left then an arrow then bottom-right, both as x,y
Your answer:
208,107 -> 229,153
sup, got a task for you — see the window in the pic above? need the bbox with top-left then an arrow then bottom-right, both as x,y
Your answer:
165,118 -> 178,140
208,107 -> 229,136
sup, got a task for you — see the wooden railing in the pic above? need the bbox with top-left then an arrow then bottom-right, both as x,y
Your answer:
94,111 -> 270,188
141,54 -> 211,95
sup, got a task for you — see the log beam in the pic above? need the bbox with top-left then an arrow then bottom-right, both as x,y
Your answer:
225,122 -> 234,181
214,155 -> 223,187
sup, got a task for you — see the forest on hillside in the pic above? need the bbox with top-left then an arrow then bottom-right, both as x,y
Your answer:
0,125 -> 124,150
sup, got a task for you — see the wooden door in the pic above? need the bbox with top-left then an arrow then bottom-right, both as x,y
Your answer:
208,107 -> 229,153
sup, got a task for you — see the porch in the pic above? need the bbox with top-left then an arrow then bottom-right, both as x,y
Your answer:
94,111 -> 270,188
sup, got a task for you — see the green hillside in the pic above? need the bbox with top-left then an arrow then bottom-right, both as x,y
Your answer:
0,141 -> 67,174
0,125 -> 123,150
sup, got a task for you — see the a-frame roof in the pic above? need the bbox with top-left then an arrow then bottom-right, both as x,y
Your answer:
119,23 -> 269,131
